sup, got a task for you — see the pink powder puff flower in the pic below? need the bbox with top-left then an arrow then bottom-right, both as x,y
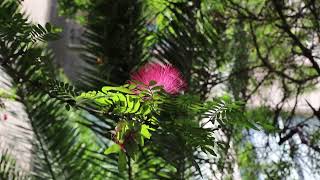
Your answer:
130,62 -> 187,94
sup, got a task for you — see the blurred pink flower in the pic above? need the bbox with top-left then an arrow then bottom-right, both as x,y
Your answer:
130,62 -> 186,94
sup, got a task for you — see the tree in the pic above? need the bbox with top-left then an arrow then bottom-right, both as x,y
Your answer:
57,0 -> 320,179
4,0 -> 319,179
0,0 -> 256,179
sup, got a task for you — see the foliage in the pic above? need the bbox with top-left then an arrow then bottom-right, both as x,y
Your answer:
4,0 -> 320,179
0,0 -> 113,179
72,82 -> 249,174
0,0 -> 257,179
0,150 -> 29,180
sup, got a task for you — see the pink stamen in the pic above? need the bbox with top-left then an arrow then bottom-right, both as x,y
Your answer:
130,62 -> 187,94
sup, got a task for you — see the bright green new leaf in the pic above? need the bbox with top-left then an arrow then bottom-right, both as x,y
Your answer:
141,124 -> 152,139
131,99 -> 141,113
125,95 -> 134,113
104,144 -> 121,155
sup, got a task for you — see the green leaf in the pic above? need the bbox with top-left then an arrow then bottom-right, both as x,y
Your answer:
204,147 -> 216,156
95,97 -> 112,105
125,95 -> 134,113
114,93 -> 127,113
117,93 -> 127,106
141,124 -> 152,139
118,151 -> 127,172
102,86 -> 134,94
111,93 -> 120,103
151,85 -> 164,91
104,144 -> 121,155
149,80 -> 157,86
45,22 -> 52,31
65,104 -> 70,111
143,106 -> 151,116
259,122 -> 276,132
192,159 -> 203,178
131,99 -> 141,113
79,91 -> 97,99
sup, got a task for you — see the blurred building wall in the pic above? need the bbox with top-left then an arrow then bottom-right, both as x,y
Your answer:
22,0 -> 84,82
0,68 -> 33,171
0,0 -> 84,172
0,0 -> 52,171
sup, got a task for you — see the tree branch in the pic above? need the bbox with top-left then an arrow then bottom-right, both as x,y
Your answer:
271,0 -> 320,75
